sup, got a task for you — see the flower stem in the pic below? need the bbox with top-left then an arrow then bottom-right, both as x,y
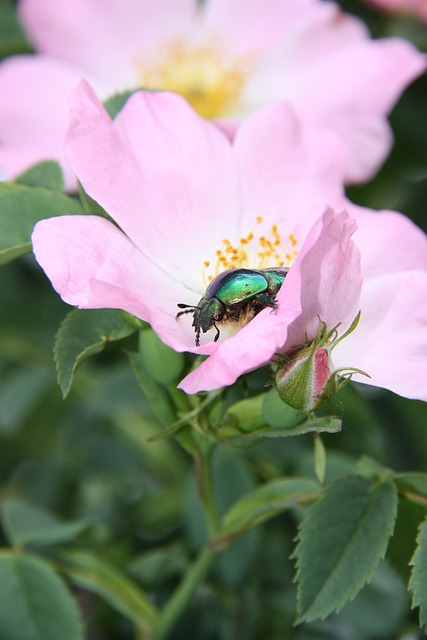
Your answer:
195,445 -> 221,536
154,546 -> 215,640
155,443 -> 220,638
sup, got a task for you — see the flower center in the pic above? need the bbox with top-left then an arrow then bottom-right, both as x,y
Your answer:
135,37 -> 253,119
203,216 -> 299,284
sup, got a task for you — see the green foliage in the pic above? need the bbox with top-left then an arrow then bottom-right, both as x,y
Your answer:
103,88 -> 143,118
59,551 -> 158,629
293,475 -> 398,623
15,161 -> 65,191
216,476 -> 320,545
0,552 -> 84,640
1,498 -> 90,547
0,0 -> 31,57
139,329 -> 185,385
54,308 -> 136,397
0,183 -> 83,264
409,517 -> 427,630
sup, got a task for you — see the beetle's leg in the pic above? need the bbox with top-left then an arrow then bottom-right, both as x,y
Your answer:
254,293 -> 278,310
213,322 -> 221,342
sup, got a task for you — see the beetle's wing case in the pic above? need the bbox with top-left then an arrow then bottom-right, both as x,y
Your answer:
262,267 -> 289,291
213,269 -> 269,305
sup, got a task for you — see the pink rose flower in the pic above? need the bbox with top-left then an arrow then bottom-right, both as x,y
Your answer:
1,0 -> 425,187
32,81 -> 427,400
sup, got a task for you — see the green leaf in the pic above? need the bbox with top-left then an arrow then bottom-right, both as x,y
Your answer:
394,472 -> 427,506
294,474 -> 398,623
139,329 -> 184,384
15,161 -> 64,191
77,181 -> 110,217
0,183 -> 83,264
243,414 -> 342,439
409,516 -> 427,630
332,560 -> 408,638
128,543 -> 188,589
215,477 -> 320,547
314,434 -> 326,484
1,498 -> 90,547
0,2 -> 31,57
54,308 -> 136,397
60,550 -> 158,631
0,366 -> 52,435
0,551 -> 83,640
103,88 -> 141,118
128,351 -> 176,427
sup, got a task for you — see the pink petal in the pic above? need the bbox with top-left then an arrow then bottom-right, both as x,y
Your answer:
31,215 -> 199,351
283,208 -> 362,349
20,0 -> 197,79
201,0 -> 321,53
234,101 -> 347,235
287,38 -> 426,182
334,271 -> 427,400
65,81 -> 242,293
0,55 -> 89,189
350,206 -> 427,279
179,208 -> 361,393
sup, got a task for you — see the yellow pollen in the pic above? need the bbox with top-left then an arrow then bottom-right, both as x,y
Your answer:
203,217 -> 300,284
135,37 -> 254,119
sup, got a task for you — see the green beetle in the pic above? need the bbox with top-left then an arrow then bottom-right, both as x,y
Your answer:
177,267 -> 289,346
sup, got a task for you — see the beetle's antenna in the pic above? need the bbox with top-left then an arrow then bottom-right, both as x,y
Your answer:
176,303 -> 196,320
195,326 -> 201,347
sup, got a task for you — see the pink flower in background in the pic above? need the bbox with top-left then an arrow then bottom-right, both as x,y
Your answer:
0,0 -> 425,188
32,81 -> 427,399
364,0 -> 427,23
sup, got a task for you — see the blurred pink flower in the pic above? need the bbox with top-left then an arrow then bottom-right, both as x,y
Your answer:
364,0 -> 427,22
32,81 -> 427,399
1,0 -> 425,188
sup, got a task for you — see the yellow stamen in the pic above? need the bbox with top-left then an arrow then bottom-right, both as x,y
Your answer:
135,37 -> 254,119
203,217 -> 299,284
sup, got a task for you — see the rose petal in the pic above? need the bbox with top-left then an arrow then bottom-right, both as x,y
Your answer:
31,215 -> 199,350
65,81 -> 242,293
0,55 -> 92,188
350,206 -> 427,279
284,208 -> 362,349
287,38 -> 426,181
201,0 -> 320,53
234,101 -> 347,236
20,0 -> 197,79
334,271 -> 427,400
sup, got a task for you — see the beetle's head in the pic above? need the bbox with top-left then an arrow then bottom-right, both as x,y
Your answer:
193,297 -> 225,346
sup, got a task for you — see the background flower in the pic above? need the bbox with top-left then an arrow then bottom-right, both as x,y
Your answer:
32,81 -> 427,399
0,0 -> 425,187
